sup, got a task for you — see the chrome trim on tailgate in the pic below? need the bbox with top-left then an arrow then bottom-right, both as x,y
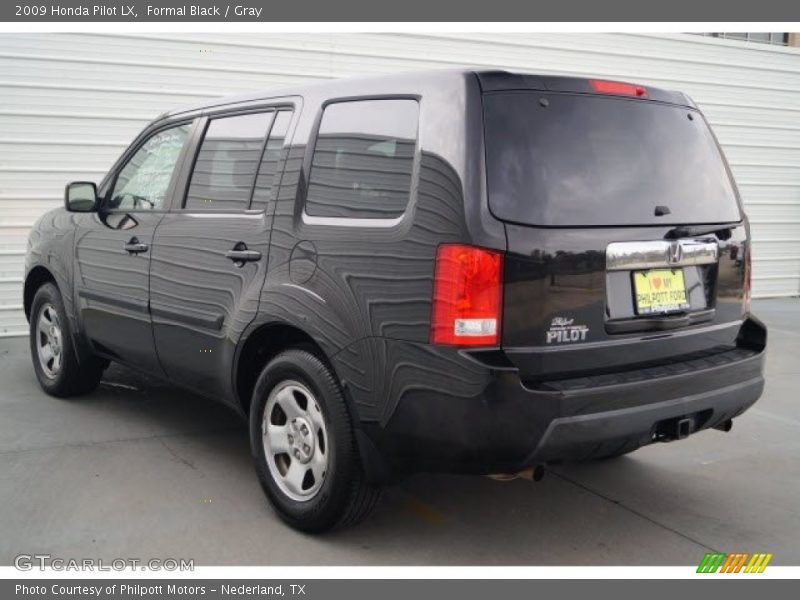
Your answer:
606,239 -> 718,271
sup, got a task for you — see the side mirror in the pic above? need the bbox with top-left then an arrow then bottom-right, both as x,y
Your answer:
65,181 -> 98,212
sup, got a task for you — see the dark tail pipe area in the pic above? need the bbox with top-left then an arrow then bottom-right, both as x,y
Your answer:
713,419 -> 734,433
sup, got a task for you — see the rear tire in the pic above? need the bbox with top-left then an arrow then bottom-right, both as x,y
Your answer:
29,283 -> 106,397
249,349 -> 382,532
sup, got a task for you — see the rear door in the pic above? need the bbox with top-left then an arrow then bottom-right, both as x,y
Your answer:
149,107 -> 294,399
481,86 -> 749,382
74,121 -> 194,374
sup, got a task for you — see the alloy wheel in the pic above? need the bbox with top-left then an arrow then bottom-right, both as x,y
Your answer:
262,380 -> 329,501
36,303 -> 63,379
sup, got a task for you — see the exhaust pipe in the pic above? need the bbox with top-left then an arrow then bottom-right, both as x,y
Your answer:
497,465 -> 543,482
713,419 -> 733,433
488,465 -> 545,482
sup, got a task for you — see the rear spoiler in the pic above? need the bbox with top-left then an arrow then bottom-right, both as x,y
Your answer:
475,71 -> 696,108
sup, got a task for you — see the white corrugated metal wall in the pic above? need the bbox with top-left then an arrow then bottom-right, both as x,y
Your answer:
1,32 -> 798,336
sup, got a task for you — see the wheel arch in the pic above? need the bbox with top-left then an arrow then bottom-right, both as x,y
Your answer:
234,320 -> 389,483
234,321 -> 338,417
24,265 -> 57,321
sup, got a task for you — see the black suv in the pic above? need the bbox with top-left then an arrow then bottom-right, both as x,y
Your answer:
24,70 -> 766,531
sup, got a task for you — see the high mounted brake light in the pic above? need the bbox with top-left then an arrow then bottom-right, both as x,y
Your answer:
590,79 -> 648,98
431,244 -> 503,347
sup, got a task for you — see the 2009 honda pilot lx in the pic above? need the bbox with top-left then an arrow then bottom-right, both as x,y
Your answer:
24,70 -> 767,532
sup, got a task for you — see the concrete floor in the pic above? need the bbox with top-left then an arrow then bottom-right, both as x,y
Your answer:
0,299 -> 797,566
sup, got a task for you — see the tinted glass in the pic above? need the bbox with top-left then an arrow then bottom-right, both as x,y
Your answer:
110,123 -> 191,211
250,110 -> 292,211
185,112 -> 272,211
484,93 -> 741,227
305,99 -> 418,219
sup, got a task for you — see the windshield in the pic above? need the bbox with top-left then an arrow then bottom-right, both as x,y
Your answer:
483,92 -> 741,227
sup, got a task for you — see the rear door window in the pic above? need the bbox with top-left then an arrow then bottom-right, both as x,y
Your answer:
305,99 -> 419,220
185,112 -> 273,211
483,92 -> 741,227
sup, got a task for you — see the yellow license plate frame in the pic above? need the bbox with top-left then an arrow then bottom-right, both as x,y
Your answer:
633,268 -> 690,315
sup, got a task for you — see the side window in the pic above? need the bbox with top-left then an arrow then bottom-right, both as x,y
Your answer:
110,123 -> 192,211
250,110 -> 293,211
305,99 -> 419,220
185,112 -> 273,211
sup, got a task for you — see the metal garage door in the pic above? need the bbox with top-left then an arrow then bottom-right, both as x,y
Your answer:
1,32 -> 798,336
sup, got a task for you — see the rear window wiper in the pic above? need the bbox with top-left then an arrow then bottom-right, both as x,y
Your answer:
664,222 -> 742,240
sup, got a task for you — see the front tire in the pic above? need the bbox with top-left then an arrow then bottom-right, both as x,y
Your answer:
249,349 -> 381,532
29,283 -> 105,397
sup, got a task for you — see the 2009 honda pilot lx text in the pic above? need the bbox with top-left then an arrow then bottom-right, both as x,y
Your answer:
24,70 -> 767,532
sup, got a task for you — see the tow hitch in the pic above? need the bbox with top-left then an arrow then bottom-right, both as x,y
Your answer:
655,417 -> 693,442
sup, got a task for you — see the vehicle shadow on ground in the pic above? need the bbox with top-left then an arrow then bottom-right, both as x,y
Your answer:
59,361 -> 733,565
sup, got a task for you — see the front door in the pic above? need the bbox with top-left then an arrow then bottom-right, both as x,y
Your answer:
74,121 -> 194,374
149,109 -> 294,399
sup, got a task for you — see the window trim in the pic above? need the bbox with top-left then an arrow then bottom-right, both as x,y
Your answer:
102,118 -> 198,214
249,109 -> 295,213
176,103 -> 297,215
300,95 -> 422,229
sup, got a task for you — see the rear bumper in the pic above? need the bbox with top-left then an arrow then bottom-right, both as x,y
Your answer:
529,372 -> 762,464
361,317 -> 766,477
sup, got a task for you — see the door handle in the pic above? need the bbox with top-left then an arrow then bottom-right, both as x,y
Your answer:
124,238 -> 148,254
226,248 -> 261,264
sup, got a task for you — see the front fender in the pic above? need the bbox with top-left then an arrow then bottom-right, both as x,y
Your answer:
24,208 -> 77,321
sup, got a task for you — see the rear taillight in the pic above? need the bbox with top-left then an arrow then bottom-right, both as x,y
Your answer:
590,79 -> 648,98
431,244 -> 503,346
744,244 -> 752,314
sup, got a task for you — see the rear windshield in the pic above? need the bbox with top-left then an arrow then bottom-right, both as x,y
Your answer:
483,92 -> 741,227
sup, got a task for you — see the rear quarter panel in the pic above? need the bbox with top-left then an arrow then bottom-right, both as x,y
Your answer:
249,72 -> 503,423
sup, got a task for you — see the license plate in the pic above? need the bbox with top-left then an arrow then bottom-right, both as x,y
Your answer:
633,268 -> 690,315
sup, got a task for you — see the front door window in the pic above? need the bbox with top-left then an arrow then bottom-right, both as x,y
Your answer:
109,123 -> 192,211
